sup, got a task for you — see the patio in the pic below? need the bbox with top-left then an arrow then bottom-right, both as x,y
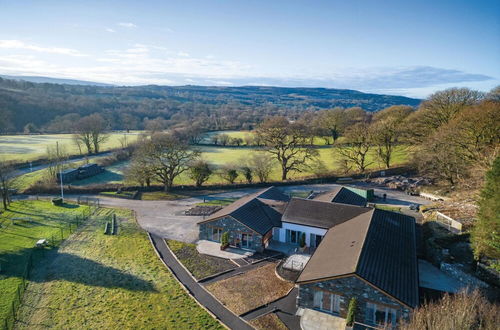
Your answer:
196,239 -> 254,259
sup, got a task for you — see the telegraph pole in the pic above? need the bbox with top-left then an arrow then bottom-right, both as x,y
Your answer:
57,141 -> 64,200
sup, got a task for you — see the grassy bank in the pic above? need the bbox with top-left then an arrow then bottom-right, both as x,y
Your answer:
9,203 -> 222,329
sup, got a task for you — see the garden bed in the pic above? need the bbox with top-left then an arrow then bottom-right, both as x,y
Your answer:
249,313 -> 287,330
205,262 -> 294,315
166,240 -> 237,280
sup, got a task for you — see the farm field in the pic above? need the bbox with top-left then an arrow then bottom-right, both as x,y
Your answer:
201,130 -> 341,146
7,201 -> 222,329
12,144 -> 411,191
0,131 -> 141,162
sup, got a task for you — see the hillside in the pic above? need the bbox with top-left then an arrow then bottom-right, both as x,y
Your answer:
0,77 -> 420,132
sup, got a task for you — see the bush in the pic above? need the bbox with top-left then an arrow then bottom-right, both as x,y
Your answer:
400,289 -> 499,330
52,197 -> 63,206
221,232 -> 229,247
346,297 -> 357,326
299,232 -> 306,248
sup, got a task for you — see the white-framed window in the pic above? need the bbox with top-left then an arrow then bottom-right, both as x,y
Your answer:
312,289 -> 342,314
211,227 -> 222,242
310,233 -> 323,248
365,302 -> 398,327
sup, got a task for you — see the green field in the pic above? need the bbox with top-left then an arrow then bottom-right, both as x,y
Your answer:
0,132 -> 141,162
201,130 -> 339,146
1,200 -> 221,329
12,144 -> 411,191
0,200 -> 92,328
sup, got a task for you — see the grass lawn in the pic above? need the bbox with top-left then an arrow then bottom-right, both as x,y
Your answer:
12,206 -> 222,329
205,262 -> 293,315
0,200 -> 91,327
166,240 -> 236,280
71,161 -> 127,186
250,313 -> 287,330
0,132 -> 141,162
195,198 -> 238,207
99,190 -> 137,199
140,191 -> 190,200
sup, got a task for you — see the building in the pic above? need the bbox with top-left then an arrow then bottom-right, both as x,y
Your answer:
56,163 -> 104,183
196,186 -> 418,328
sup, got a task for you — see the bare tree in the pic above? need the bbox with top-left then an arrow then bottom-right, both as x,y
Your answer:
0,159 -> 13,210
371,105 -> 413,168
240,166 -> 253,183
248,153 -> 274,183
257,116 -> 318,180
315,107 -> 346,143
125,153 -> 156,187
140,133 -> 199,191
336,123 -> 372,173
46,143 -> 68,183
75,114 -> 108,154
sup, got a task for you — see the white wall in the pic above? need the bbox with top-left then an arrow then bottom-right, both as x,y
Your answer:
273,222 -> 327,246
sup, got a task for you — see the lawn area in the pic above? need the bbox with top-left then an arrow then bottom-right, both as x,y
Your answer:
99,190 -> 138,199
195,197 -> 238,207
166,240 -> 236,280
374,204 -> 403,212
0,200 -> 91,327
0,132 -> 141,162
12,205 -> 222,329
250,313 -> 287,330
205,262 -> 293,315
13,143 -> 411,191
140,191 -> 190,200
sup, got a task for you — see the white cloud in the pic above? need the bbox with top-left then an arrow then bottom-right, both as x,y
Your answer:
105,28 -> 116,33
0,40 -> 86,56
117,22 -> 137,28
177,51 -> 190,57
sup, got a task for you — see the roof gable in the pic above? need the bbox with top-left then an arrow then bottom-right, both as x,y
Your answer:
313,187 -> 367,207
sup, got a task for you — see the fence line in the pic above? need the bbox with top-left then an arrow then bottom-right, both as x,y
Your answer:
1,201 -> 101,330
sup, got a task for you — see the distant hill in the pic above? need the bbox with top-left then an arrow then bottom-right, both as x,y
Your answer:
0,75 -> 113,86
0,76 -> 421,132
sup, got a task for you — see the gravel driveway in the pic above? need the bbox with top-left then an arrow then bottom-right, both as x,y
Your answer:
20,183 -> 430,243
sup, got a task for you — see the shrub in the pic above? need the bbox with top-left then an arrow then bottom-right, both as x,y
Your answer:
52,197 -> 63,206
400,289 -> 499,330
299,232 -> 306,248
221,232 -> 229,247
346,297 -> 357,326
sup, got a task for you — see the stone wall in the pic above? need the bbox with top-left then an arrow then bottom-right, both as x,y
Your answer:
298,276 -> 411,327
199,216 -> 264,251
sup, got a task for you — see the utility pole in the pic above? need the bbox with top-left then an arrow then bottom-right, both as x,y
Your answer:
57,141 -> 64,200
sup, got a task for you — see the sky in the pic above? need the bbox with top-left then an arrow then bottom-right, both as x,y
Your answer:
0,0 -> 498,98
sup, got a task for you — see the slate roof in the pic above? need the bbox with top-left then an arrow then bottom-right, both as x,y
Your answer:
281,198 -> 371,229
313,187 -> 367,206
197,187 -> 288,235
297,208 -> 419,308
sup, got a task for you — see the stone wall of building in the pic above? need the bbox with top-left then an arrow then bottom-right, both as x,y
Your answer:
199,216 -> 264,251
298,276 -> 411,327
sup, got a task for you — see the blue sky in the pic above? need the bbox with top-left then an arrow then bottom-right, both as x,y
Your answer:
0,0 -> 498,97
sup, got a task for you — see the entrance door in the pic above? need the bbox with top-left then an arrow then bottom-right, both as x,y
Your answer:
286,229 -> 301,245
211,227 -> 222,242
241,233 -> 252,248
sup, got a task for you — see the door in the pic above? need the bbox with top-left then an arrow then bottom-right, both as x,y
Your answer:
211,227 -> 222,242
241,233 -> 252,248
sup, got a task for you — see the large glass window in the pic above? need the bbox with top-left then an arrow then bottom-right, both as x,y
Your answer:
313,289 -> 342,314
310,233 -> 323,248
240,233 -> 252,248
286,229 -> 302,245
211,227 -> 222,242
366,302 -> 397,327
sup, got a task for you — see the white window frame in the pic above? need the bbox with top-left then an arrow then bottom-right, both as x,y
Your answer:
312,289 -> 342,314
366,302 -> 397,328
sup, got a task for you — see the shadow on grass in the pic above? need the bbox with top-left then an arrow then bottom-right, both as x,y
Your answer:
0,248 -> 157,292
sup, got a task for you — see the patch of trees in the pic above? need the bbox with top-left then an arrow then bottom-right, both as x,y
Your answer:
0,77 -> 420,133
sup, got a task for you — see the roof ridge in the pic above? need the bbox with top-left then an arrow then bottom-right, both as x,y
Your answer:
353,208 -> 376,273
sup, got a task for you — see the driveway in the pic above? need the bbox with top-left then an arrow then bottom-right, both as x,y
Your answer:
20,182 -> 430,243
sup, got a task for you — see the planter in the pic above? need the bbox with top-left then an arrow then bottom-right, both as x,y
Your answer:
220,244 -> 229,250
52,197 -> 64,206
